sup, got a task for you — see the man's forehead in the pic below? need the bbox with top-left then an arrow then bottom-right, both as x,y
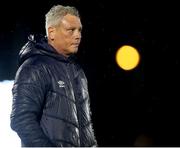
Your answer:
61,14 -> 82,27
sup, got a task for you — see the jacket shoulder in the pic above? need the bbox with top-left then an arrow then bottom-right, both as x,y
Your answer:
14,55 -> 52,85
20,54 -> 53,67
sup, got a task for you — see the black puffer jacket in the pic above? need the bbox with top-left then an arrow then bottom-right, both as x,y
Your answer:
10,34 -> 97,147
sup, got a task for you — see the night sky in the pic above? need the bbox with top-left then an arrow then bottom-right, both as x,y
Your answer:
0,0 -> 180,146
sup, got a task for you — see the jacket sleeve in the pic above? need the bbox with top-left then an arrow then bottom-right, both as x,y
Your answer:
10,65 -> 55,147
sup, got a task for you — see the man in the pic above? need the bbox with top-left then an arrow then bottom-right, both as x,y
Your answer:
10,5 -> 97,147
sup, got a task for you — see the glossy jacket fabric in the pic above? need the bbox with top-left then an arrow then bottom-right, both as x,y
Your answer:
10,34 -> 97,147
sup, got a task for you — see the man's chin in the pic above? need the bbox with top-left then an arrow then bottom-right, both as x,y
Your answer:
72,48 -> 78,54
66,49 -> 78,57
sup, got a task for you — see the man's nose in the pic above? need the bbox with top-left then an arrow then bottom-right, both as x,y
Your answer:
74,30 -> 81,39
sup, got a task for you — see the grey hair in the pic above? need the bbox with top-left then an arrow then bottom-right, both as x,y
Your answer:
45,5 -> 80,35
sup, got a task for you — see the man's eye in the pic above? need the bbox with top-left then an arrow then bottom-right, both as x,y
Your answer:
79,28 -> 82,33
67,29 -> 74,32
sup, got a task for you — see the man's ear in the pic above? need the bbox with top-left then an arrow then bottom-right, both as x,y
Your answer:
48,26 -> 56,40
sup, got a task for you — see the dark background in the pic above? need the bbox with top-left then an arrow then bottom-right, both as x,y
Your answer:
0,0 -> 180,146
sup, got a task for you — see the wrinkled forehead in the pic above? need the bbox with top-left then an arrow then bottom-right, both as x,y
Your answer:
60,14 -> 82,28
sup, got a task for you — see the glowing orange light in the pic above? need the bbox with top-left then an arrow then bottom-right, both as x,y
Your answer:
116,45 -> 140,70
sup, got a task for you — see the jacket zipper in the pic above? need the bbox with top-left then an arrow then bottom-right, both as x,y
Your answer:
65,63 -> 81,146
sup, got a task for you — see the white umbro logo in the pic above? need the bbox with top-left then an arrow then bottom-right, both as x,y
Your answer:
58,80 -> 65,88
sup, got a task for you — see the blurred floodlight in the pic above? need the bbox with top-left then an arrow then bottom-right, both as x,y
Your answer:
116,45 -> 140,70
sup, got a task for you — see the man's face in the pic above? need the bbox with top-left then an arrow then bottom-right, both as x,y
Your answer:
48,14 -> 82,57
